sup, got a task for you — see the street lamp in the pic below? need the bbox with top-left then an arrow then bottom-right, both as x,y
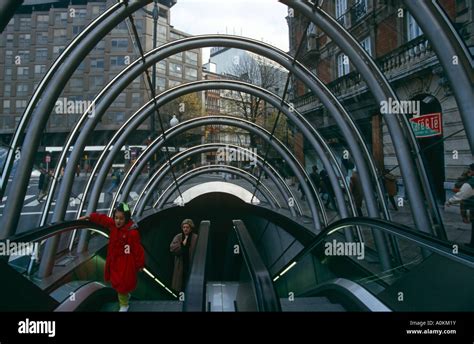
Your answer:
170,114 -> 179,127
170,114 -> 179,154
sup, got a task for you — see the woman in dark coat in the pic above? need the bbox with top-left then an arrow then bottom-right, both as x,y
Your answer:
170,219 -> 198,292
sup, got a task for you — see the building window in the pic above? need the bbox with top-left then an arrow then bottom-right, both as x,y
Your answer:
158,25 -> 167,39
156,77 -> 166,91
111,38 -> 129,50
16,84 -> 29,96
35,48 -> 48,61
157,60 -> 166,74
90,75 -> 104,88
17,66 -> 29,78
3,100 -> 11,111
75,9 -> 87,19
36,15 -> 49,28
170,52 -> 183,61
169,63 -> 182,77
19,17 -> 31,30
6,34 -> 14,45
360,36 -> 372,56
132,93 -> 141,106
5,67 -> 13,77
5,50 -> 13,63
185,67 -> 198,80
53,29 -> 67,41
54,12 -> 68,25
352,0 -> 368,22
185,51 -> 198,65
90,58 -> 105,69
407,12 -> 423,41
16,100 -> 27,110
335,0 -> 347,24
53,46 -> 65,56
36,31 -> 48,44
70,77 -> 83,91
337,53 -> 349,77
4,84 -> 11,97
34,65 -> 46,74
18,34 -> 31,45
110,56 -> 127,68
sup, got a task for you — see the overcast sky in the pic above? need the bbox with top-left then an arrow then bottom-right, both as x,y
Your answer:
170,0 -> 290,63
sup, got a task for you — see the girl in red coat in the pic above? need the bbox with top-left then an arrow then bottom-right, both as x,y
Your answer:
80,202 -> 145,312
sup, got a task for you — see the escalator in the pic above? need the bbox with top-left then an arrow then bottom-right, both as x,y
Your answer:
3,194 -> 474,312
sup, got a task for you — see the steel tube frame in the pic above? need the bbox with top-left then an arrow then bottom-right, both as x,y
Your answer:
0,0 -> 150,241
285,0 -> 444,238
46,36 -> 379,226
115,119 -> 325,232
145,165 -> 281,212
77,80 -> 352,221
0,1 -> 124,201
135,146 -> 290,214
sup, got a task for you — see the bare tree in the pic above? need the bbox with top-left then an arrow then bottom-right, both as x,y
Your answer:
225,53 -> 286,147
227,54 -> 284,125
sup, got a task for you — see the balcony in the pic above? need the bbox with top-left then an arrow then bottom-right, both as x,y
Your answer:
292,36 -> 436,112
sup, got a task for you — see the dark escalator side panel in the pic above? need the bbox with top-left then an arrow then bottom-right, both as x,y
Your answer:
233,220 -> 281,312
0,259 -> 59,311
183,221 -> 210,312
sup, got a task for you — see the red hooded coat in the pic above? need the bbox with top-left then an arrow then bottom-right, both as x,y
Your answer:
89,213 -> 145,294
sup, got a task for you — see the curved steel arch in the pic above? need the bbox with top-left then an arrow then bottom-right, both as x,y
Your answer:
134,144 -> 298,216
76,142 -> 302,253
284,0 -> 447,237
0,0 -> 151,239
113,119 -> 325,231
35,35 -> 393,274
77,80 -> 355,223
43,36 -> 384,230
152,165 -> 281,211
0,1 -> 125,201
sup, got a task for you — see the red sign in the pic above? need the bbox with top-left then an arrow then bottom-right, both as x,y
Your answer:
409,113 -> 442,138
45,155 -> 51,163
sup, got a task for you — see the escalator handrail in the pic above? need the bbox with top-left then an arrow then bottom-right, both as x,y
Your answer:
3,220 -> 177,298
53,281 -> 113,312
300,278 -> 392,312
183,220 -> 210,312
233,219 -> 281,312
273,217 -> 474,281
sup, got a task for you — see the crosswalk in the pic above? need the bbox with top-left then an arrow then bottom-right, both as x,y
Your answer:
0,191 -> 140,209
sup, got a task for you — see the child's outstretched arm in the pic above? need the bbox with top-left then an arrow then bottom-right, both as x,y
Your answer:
79,213 -> 114,228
